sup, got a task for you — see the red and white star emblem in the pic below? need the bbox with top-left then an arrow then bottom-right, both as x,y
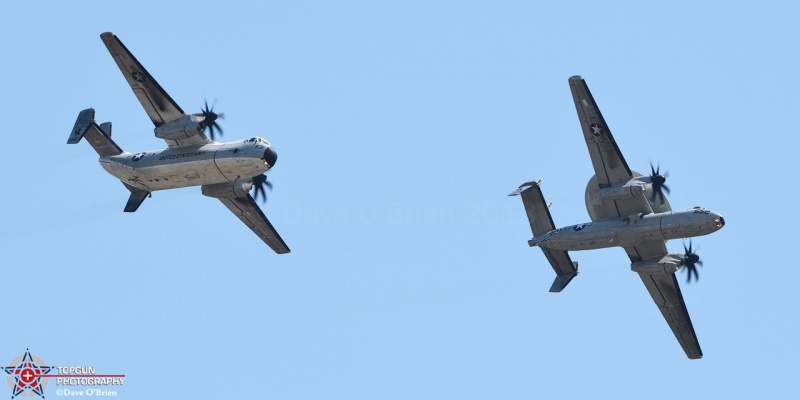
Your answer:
4,350 -> 51,399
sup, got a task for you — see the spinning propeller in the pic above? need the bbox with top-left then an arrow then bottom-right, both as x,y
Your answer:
682,240 -> 703,283
199,100 -> 224,140
649,162 -> 670,204
252,173 -> 273,203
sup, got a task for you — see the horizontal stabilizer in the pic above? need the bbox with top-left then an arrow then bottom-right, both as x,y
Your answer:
510,179 -> 556,237
512,181 -> 579,292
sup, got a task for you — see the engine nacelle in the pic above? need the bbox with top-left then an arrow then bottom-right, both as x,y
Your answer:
201,180 -> 253,199
599,182 -> 646,201
631,254 -> 684,275
154,114 -> 204,140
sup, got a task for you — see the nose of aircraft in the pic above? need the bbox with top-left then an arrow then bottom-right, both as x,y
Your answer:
263,146 -> 278,167
711,211 -> 725,229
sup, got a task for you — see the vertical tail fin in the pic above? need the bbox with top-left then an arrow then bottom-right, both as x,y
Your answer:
122,182 -> 150,212
68,108 -> 123,157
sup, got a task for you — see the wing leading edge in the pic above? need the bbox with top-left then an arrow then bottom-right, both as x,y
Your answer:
218,194 -> 290,254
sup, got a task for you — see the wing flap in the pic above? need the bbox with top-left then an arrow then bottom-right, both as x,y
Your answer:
219,195 -> 290,254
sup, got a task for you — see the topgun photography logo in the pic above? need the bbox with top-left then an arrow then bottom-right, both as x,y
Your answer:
4,350 -> 125,398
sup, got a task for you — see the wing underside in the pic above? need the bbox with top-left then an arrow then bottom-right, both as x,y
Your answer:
100,32 -> 209,148
218,194 -> 290,254
637,272 -> 702,359
569,75 -> 632,188
627,241 -> 702,359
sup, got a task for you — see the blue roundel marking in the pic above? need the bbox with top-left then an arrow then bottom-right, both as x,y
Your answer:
132,153 -> 145,161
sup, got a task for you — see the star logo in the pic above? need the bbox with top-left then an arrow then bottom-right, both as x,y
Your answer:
590,123 -> 603,136
130,70 -> 146,83
4,350 -> 51,399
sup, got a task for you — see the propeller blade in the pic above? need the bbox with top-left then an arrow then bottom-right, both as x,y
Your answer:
682,239 -> 703,283
199,100 -> 223,140
251,174 -> 272,203
649,162 -> 669,204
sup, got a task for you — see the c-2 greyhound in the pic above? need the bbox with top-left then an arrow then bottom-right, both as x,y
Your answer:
68,33 -> 289,254
510,76 -> 725,359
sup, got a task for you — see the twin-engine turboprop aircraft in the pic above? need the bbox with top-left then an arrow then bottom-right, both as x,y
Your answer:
510,76 -> 725,359
69,32 -> 289,254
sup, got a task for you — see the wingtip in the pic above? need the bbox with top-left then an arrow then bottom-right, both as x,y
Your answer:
569,75 -> 583,82
100,32 -> 115,39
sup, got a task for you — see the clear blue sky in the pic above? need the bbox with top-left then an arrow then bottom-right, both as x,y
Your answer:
2,1 -> 798,398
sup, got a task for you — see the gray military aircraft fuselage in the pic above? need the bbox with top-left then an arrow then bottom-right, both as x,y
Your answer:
100,137 -> 277,192
69,32 -> 289,254
532,207 -> 724,252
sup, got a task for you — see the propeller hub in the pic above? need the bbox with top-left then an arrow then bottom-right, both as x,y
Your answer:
203,111 -> 218,124
649,163 -> 670,204
682,240 -> 703,283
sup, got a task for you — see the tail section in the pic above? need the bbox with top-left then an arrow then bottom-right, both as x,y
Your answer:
68,108 -> 123,157
510,179 -> 579,292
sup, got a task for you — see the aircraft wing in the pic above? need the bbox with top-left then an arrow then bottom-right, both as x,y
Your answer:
626,242 -> 702,359
218,194 -> 290,254
570,76 -> 667,218
569,75 -> 633,188
100,32 -> 209,148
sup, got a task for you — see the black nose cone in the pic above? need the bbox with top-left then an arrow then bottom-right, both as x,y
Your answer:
263,146 -> 278,167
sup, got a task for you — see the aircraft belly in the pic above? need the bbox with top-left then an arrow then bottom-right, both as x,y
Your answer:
542,217 -> 666,251
131,160 -> 229,190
